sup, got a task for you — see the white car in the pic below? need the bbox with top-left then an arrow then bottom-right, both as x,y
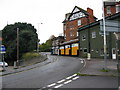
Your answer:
0,62 -> 8,67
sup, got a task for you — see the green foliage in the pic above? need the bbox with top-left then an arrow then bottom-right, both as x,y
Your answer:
100,68 -> 110,72
22,52 -> 41,60
39,39 -> 52,52
2,22 -> 38,63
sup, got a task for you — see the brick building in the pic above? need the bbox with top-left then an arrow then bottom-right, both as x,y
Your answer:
104,1 -> 120,17
58,6 -> 97,56
63,6 -> 97,42
51,36 -> 64,55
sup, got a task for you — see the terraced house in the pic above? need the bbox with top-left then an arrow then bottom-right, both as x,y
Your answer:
78,1 -> 120,59
52,1 -> 120,59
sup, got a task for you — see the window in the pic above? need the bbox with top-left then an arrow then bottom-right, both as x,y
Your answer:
78,20 -> 81,26
92,32 -> 96,38
82,34 -> 86,41
70,30 -> 74,37
116,4 -> 120,13
70,24 -> 74,30
77,32 -> 79,37
64,33 -> 66,39
107,6 -> 111,14
83,48 -> 87,53
64,25 -> 66,31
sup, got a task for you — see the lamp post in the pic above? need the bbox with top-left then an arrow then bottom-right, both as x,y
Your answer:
37,23 -> 43,52
102,0 -> 107,70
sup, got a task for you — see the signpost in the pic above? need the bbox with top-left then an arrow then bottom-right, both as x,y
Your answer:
0,45 -> 6,71
100,20 -> 120,89
100,20 -> 120,32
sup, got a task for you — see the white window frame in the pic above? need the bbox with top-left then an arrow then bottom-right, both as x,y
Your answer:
107,6 -> 111,14
82,34 -> 86,41
77,32 -> 79,37
92,32 -> 96,38
116,4 -> 120,13
78,20 -> 81,26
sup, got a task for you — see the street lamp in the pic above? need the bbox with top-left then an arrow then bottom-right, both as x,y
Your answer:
102,0 -> 107,70
37,23 -> 43,52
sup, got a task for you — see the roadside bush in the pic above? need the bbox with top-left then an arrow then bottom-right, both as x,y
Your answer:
22,52 -> 41,60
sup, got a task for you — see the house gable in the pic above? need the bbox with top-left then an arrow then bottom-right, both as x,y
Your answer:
69,6 -> 88,21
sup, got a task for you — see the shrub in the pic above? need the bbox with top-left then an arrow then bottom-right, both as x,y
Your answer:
22,52 -> 41,60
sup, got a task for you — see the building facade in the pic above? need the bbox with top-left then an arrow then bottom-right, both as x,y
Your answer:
59,6 -> 97,56
51,36 -> 64,55
78,12 -> 120,59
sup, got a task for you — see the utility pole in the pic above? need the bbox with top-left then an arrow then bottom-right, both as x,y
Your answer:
17,28 -> 19,67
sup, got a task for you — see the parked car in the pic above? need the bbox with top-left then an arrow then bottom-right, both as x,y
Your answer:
0,61 -> 8,67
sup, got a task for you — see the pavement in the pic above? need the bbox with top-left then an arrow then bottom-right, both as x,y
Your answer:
80,58 -> 119,77
0,55 -> 119,77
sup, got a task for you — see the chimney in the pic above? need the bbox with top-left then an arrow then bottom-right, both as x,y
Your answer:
65,13 -> 71,21
87,7 -> 93,16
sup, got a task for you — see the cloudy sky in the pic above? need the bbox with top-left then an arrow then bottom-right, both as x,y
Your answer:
0,0 -> 103,43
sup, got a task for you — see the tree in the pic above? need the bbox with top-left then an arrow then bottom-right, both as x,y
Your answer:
39,38 -> 52,52
2,22 -> 38,64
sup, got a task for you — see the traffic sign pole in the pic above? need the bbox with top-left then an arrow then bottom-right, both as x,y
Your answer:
0,45 -> 6,71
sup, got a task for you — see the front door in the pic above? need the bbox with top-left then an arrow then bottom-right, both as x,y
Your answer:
112,48 -> 117,60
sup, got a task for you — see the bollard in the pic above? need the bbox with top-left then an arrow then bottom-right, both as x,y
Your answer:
87,53 -> 91,60
14,61 -> 18,69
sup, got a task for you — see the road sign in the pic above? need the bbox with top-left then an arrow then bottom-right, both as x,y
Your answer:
0,45 -> 6,54
100,20 -> 120,32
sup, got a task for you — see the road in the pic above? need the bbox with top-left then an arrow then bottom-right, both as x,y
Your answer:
2,54 -> 84,88
2,53 -> 118,89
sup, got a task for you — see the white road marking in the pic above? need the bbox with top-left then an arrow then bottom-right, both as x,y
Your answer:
72,76 -> 79,80
66,74 -> 77,79
47,83 -> 56,87
54,84 -> 63,88
44,74 -> 79,89
42,87 -> 46,88
66,76 -> 73,79
72,74 -> 77,77
57,79 -> 65,83
64,80 -> 72,84
81,60 -> 84,63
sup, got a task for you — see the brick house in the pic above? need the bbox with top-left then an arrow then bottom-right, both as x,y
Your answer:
58,6 -> 97,56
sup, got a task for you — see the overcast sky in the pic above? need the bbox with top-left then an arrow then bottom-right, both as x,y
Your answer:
0,0 -> 103,43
